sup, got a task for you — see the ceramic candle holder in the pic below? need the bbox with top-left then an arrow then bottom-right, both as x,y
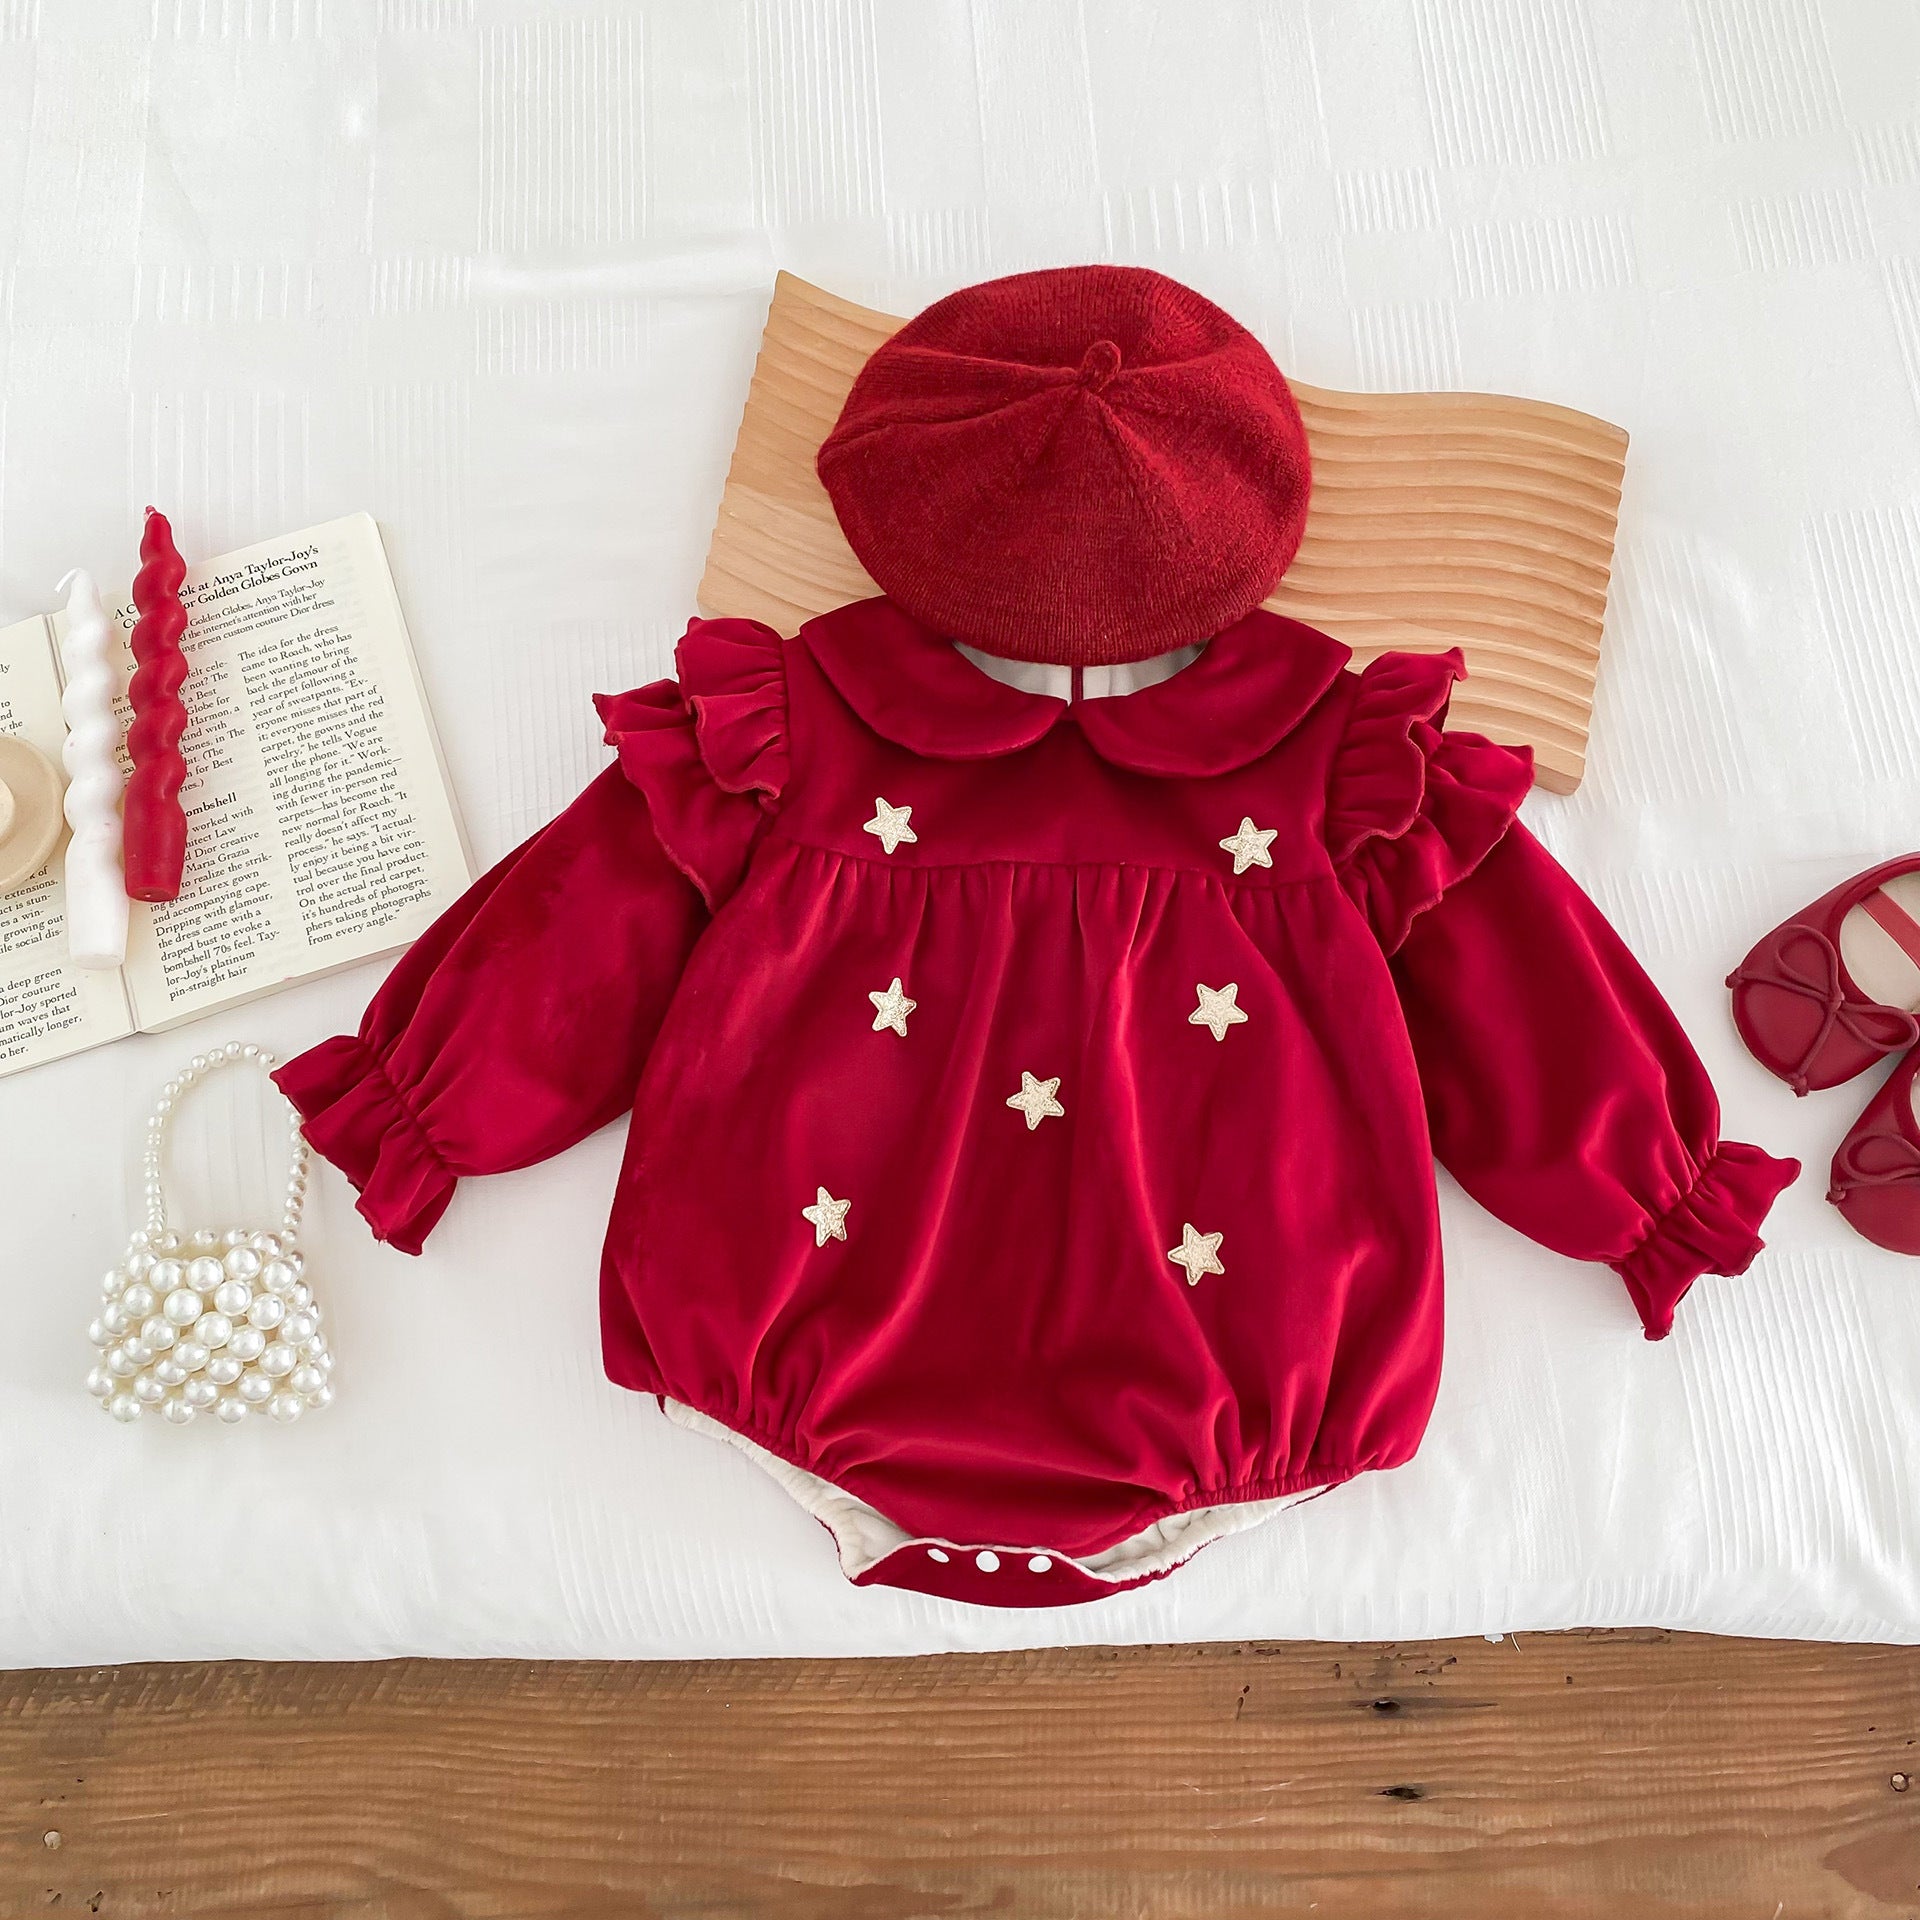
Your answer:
0,735 -> 64,894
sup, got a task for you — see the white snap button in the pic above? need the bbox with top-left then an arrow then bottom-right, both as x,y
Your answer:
974,1549 -> 1000,1572
926,1547 -> 949,1563
1027,1555 -> 1052,1573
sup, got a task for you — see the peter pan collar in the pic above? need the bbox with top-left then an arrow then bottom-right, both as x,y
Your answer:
801,597 -> 1352,778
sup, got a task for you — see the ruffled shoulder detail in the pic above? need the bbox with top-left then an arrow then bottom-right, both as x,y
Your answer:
1326,649 -> 1534,953
593,617 -> 789,911
676,617 -> 791,799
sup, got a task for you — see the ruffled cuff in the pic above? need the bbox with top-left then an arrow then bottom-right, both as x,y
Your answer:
272,1036 -> 456,1256
595,617 -> 788,911
1611,1142 -> 1801,1341
1327,651 -> 1535,954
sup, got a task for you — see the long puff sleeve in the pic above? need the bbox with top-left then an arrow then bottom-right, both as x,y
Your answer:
1330,652 -> 1799,1340
274,618 -> 788,1254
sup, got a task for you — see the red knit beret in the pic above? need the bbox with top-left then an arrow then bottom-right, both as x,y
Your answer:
816,265 -> 1311,667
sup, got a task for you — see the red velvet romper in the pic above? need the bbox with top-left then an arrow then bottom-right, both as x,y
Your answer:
277,599 -> 1798,1609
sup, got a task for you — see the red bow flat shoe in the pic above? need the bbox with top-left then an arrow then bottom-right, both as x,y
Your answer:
1828,1047 -> 1920,1254
1728,856 -> 1920,1094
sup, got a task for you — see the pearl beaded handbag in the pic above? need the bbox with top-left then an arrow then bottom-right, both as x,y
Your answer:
85,1043 -> 334,1426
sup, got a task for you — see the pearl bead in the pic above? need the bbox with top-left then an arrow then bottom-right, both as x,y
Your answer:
206,1355 -> 243,1386
259,1343 -> 297,1378
128,1228 -> 150,1249
87,1318 -> 109,1348
159,1396 -> 196,1425
105,1348 -> 135,1377
313,1349 -> 334,1372
283,1311 -> 318,1345
289,1364 -> 325,1396
108,1393 -> 142,1422
189,1228 -> 217,1253
306,1382 -> 334,1410
182,1378 -> 219,1409
259,1260 -> 296,1296
140,1317 -> 177,1352
268,1392 -> 304,1423
153,1357 -> 188,1387
221,1227 -> 247,1248
251,1231 -> 283,1257
100,1270 -> 123,1299
102,1304 -> 130,1335
122,1340 -> 153,1369
247,1295 -> 285,1330
216,1397 -> 249,1423
85,1366 -> 112,1399
212,1280 -> 252,1317
222,1248 -> 262,1282
194,1312 -> 233,1350
188,1053 -> 207,1071
241,1043 -> 259,1059
133,1376 -> 164,1406
237,1373 -> 274,1405
124,1250 -> 154,1278
163,1289 -> 202,1327
175,1341 -> 210,1373
152,1231 -> 181,1254
186,1256 -> 224,1291
150,1259 -> 183,1290
120,1282 -> 156,1319
290,1283 -> 311,1311
227,1326 -> 267,1362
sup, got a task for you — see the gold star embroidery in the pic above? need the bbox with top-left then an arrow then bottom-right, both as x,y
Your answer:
1218,817 -> 1277,875
1167,1222 -> 1225,1285
802,1187 -> 851,1247
1189,982 -> 1249,1042
1005,1072 -> 1065,1131
862,796 -> 918,855
868,977 -> 916,1037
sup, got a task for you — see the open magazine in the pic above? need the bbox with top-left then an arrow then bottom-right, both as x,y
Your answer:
0,513 -> 470,1077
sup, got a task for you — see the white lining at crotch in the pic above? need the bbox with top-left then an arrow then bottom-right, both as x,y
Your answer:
659,1398 -> 1314,1588
953,641 -> 1205,701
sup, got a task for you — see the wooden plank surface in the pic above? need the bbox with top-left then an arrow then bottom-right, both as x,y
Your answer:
699,273 -> 1629,794
3,1634 -> 1917,1917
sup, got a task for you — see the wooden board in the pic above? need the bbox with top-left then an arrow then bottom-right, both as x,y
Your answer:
5,1633 -> 1916,1916
700,273 -> 1630,794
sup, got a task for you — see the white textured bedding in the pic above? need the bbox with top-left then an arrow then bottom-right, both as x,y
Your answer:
4,0 -> 1919,1662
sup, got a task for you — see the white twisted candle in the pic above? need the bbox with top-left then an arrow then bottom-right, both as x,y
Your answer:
56,568 -> 129,968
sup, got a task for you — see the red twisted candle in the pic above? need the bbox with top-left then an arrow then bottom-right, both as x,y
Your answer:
122,507 -> 190,902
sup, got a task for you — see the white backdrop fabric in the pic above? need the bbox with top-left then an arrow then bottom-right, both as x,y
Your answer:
4,0 -> 1919,1663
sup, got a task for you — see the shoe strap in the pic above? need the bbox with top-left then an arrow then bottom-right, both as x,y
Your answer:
1862,887 -> 1920,972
